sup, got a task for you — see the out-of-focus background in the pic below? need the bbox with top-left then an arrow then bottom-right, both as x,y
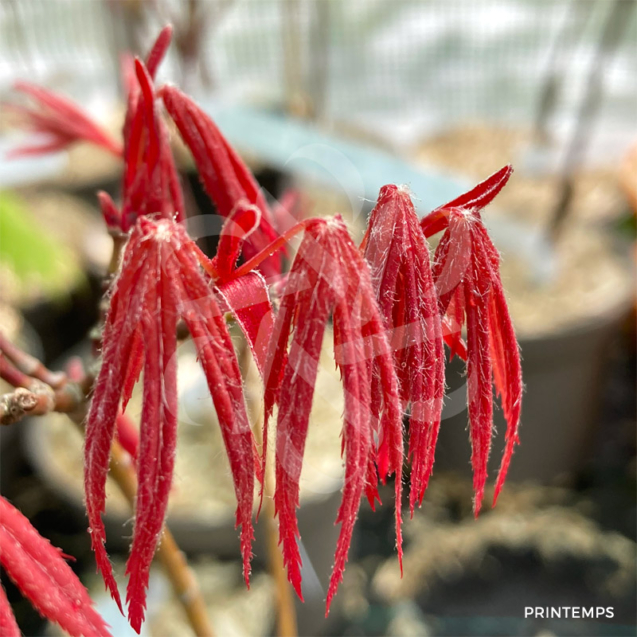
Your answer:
0,1 -> 635,636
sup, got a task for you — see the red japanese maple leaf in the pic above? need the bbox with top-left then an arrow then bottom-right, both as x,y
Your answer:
161,85 -> 283,277
6,82 -> 122,158
362,185 -> 445,514
0,496 -> 111,637
421,166 -> 523,516
84,217 -> 257,632
99,27 -> 185,232
262,217 -> 403,614
120,64 -> 185,229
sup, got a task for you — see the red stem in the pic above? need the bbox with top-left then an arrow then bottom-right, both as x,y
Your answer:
0,356 -> 31,388
232,220 -> 308,280
0,333 -> 66,388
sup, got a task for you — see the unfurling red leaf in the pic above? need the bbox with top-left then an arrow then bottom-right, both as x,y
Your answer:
215,272 -> 274,376
92,27 -> 184,233
84,217 -> 256,631
362,185 -> 445,514
118,58 -> 185,231
263,217 -> 403,614
0,496 -> 111,637
6,82 -> 123,158
420,165 -> 513,239
426,166 -> 522,516
199,202 -> 275,375
161,86 -> 283,277
167,227 -> 257,588
145,25 -> 173,79
84,220 -> 172,622
211,202 -> 262,280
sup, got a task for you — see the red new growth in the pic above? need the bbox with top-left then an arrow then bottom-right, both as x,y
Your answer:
119,57 -> 185,230
421,165 -> 513,240
6,81 -> 122,158
423,166 -> 522,516
362,185 -> 445,514
263,217 -> 403,615
0,496 -> 112,637
5,23 -> 524,634
207,203 -> 276,374
84,217 -> 257,632
161,85 -> 283,277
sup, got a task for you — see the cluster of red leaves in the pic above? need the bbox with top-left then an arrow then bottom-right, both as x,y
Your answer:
99,26 -> 185,232
5,24 -> 523,634
262,217 -> 404,613
0,496 -> 111,637
261,170 -> 522,610
84,216 -> 259,631
423,166 -> 523,515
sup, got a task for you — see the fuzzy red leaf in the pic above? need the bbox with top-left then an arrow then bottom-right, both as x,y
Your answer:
7,82 -> 122,158
145,25 -> 173,79
161,86 -> 282,276
263,217 -> 402,614
421,165 -> 513,238
119,59 -> 185,231
192,201 -> 276,375
474,224 -> 523,503
0,496 -> 111,637
165,227 -> 257,587
0,581 -> 20,637
100,28 -> 184,233
362,185 -> 445,514
85,217 -> 256,631
84,221 -> 150,613
119,25 -> 171,112
124,236 -> 179,632
85,221 -> 170,618
430,170 -> 522,516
